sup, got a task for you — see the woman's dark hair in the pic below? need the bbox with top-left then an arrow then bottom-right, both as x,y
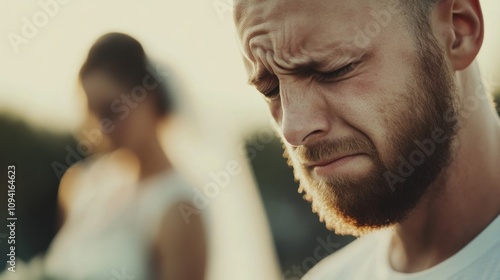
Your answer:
79,32 -> 171,115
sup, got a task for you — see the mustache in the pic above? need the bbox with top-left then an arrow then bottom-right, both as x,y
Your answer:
293,136 -> 377,164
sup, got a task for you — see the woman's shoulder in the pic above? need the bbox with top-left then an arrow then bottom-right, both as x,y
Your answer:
59,150 -> 140,221
136,170 -> 206,237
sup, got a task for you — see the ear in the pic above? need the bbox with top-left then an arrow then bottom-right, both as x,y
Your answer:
435,0 -> 484,71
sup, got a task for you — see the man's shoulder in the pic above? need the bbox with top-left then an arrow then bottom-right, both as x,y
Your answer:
304,229 -> 392,280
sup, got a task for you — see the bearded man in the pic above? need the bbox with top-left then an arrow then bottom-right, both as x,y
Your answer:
233,0 -> 500,278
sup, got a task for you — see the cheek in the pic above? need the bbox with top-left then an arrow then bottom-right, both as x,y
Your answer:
324,73 -> 409,156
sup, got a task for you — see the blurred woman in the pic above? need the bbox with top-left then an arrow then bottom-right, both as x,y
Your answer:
42,33 -> 206,280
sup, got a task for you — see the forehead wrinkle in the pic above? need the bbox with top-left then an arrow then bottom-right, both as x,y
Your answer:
271,23 -> 358,74
238,0 -> 374,86
241,21 -> 277,87
276,14 -> 334,74
237,1 -> 316,85
278,39 -> 368,75
243,22 -> 272,61
273,51 -> 315,74
248,48 -> 279,90
272,23 -> 315,73
236,0 -> 283,59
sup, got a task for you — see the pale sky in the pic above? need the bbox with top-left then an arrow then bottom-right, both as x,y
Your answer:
0,0 -> 269,134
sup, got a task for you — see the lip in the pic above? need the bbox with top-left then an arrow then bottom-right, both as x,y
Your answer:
308,153 -> 364,168
308,153 -> 365,176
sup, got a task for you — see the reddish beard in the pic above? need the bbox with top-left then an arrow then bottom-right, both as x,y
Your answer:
283,34 -> 458,236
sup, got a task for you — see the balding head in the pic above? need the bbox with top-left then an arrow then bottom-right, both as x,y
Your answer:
234,0 -> 440,33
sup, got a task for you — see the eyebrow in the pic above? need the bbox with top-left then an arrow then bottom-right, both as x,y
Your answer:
248,60 -> 318,87
247,47 -> 369,90
248,72 -> 273,94
248,70 -> 271,87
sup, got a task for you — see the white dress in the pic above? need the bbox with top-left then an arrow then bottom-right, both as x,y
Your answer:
39,155 -> 198,280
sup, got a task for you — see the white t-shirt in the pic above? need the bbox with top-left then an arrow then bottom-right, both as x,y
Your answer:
304,215 -> 500,280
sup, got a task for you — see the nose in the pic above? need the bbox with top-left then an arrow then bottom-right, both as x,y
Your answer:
279,85 -> 331,146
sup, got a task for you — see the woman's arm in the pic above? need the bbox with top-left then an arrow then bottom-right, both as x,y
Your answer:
153,202 -> 207,280
56,163 -> 84,229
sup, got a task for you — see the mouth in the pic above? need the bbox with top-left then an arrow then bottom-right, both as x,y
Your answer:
307,153 -> 366,176
308,153 -> 364,168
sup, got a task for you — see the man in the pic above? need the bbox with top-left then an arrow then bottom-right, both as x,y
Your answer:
233,0 -> 500,279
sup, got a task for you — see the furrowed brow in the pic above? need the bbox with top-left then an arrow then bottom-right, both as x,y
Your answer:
248,69 -> 269,86
248,71 -> 276,94
248,59 -> 318,85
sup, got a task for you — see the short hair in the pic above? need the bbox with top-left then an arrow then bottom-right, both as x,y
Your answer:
399,0 -> 441,35
80,32 -> 172,116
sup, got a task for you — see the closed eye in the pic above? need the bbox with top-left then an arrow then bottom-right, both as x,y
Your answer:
263,85 -> 280,101
260,61 -> 359,101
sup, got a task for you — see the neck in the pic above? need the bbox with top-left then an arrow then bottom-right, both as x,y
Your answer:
389,62 -> 500,273
134,134 -> 172,183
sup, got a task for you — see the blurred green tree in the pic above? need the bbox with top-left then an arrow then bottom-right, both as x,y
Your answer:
0,114 -> 79,271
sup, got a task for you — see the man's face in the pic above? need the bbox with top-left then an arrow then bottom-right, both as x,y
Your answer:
236,0 -> 459,236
